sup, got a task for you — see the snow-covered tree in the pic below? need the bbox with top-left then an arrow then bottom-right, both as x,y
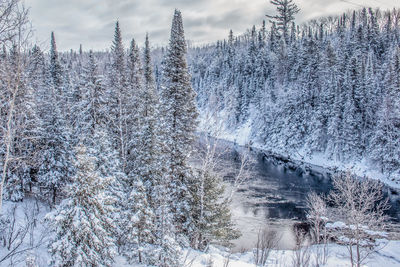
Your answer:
49,32 -> 63,91
190,137 -> 239,250
327,172 -> 389,267
161,9 -> 199,243
46,144 -> 116,267
266,0 -> 300,43
123,178 -> 155,264
37,36 -> 75,205
107,21 -> 133,172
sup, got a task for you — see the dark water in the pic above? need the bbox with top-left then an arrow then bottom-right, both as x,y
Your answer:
223,144 -> 400,251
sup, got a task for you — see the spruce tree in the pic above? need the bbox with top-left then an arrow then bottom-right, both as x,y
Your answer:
1,44 -> 39,200
46,145 -> 116,267
190,140 -> 239,250
50,32 -> 63,91
161,9 -> 199,244
125,37 -> 143,176
107,21 -> 132,172
38,39 -> 75,204
123,34 -> 167,265
124,178 -> 156,264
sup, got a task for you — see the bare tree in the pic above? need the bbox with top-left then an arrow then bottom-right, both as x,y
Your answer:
253,227 -> 280,266
0,0 -> 29,44
291,228 -> 311,267
223,252 -> 231,267
327,172 -> 390,267
0,0 -> 30,213
306,192 -> 329,266
226,147 -> 254,203
0,200 -> 45,265
196,104 -> 254,204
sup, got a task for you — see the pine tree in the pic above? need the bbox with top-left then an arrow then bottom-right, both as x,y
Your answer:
72,50 -> 107,144
161,9 -> 199,244
1,43 -> 43,200
370,48 -> 400,175
46,145 -> 116,267
124,178 -> 156,264
90,128 -> 127,253
153,177 -> 181,267
38,87 -> 75,204
132,34 -> 160,195
87,51 -> 108,129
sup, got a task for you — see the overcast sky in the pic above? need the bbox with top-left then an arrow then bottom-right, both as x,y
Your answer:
25,0 -> 399,51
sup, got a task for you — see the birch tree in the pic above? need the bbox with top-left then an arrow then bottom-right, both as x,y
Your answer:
0,0 -> 30,212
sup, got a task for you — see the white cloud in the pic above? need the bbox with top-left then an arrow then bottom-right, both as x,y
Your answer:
25,0 -> 399,51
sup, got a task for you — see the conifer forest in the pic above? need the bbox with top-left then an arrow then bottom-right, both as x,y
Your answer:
0,0 -> 400,266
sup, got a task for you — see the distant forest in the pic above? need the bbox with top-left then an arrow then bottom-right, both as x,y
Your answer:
189,7 -> 400,181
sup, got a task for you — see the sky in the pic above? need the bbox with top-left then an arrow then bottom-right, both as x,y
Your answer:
25,0 -> 399,51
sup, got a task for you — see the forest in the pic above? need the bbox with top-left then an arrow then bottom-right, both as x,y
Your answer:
189,6 -> 400,184
0,0 -> 399,266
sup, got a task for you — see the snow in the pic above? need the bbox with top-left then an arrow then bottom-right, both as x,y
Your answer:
326,221 -> 347,229
181,242 -> 400,267
1,199 -> 400,266
0,199 -> 52,266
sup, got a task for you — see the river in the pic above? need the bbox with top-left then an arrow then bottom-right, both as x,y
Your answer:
216,142 -> 400,251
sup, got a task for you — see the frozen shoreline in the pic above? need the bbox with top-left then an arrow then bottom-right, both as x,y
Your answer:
209,119 -> 400,191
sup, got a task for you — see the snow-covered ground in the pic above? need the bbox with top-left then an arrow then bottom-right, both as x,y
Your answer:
1,198 -> 400,267
184,242 -> 400,267
115,242 -> 400,267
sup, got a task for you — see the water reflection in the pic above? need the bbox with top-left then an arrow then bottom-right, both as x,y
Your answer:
226,145 -> 400,251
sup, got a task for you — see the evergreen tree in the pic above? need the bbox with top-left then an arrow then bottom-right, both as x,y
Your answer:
125,37 -> 143,176
38,39 -> 75,204
122,35 -> 160,265
46,145 -> 116,267
190,140 -> 239,250
266,0 -> 300,43
124,178 -> 156,264
107,21 -> 132,172
87,51 -> 108,129
161,9 -> 199,244
50,32 -> 63,91
2,44 -> 41,201
90,128 -> 127,253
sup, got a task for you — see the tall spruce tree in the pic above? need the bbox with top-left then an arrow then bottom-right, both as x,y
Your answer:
108,21 -> 132,172
38,35 -> 75,205
49,32 -> 63,91
161,9 -> 199,244
122,35 -> 161,265
125,37 -> 143,176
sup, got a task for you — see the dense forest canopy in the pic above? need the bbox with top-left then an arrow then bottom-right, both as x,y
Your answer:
189,7 -> 400,183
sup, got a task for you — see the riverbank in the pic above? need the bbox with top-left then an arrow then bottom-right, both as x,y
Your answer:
210,120 -> 400,191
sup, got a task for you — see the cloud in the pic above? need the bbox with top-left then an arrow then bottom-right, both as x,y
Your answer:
24,0 -> 399,51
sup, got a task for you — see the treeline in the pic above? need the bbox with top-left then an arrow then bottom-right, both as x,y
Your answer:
189,7 -> 400,181
0,8 -> 237,266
